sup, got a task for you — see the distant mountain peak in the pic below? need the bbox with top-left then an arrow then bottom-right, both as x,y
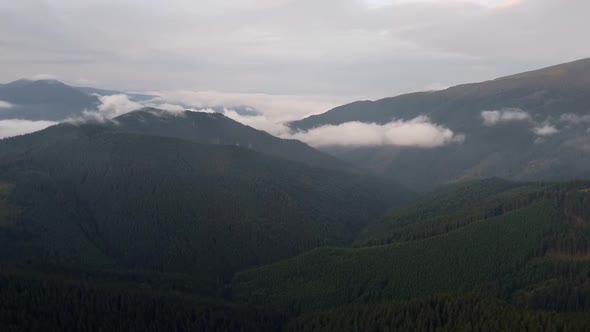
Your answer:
7,78 -> 65,86
118,107 -> 225,120
0,78 -> 100,121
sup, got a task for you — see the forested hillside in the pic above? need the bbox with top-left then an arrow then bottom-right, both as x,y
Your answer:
1,116 -> 589,331
113,109 -> 351,171
2,1 -> 589,330
0,265 -> 285,332
2,176 -> 590,330
231,180 -> 590,328
0,123 -> 409,282
355,178 -> 547,246
233,201 -> 561,310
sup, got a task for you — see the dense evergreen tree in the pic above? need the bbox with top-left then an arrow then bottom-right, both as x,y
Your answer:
0,124 -> 409,281
1,123 -> 590,331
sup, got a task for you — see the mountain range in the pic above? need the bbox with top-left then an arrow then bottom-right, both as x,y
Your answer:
0,78 -> 256,122
291,58 -> 590,189
1,58 -> 590,331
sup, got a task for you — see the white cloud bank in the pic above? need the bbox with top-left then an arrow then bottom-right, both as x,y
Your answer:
480,108 -> 565,138
290,116 -> 465,148
223,109 -> 292,137
217,105 -> 464,148
154,90 -> 353,123
0,101 -> 13,109
65,93 -> 463,149
0,119 -> 57,139
533,124 -> 559,136
68,94 -> 195,123
481,108 -> 531,126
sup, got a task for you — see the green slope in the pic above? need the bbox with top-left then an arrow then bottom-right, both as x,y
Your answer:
285,295 -> 590,332
355,178 -> 547,246
232,202 -> 560,311
113,109 -> 353,172
2,176 -> 590,330
231,180 -> 590,312
0,264 -> 285,332
0,124 -> 409,281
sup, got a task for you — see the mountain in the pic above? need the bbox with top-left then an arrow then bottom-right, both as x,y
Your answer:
3,168 -> 589,329
290,58 -> 590,189
231,179 -> 590,324
0,79 -> 255,122
112,108 -> 354,171
354,178 -> 546,246
0,123 -> 409,282
291,58 -> 590,130
0,79 -> 100,121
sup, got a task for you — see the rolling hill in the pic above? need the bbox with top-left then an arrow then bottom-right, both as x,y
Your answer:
231,179 -> 590,316
290,58 -> 590,189
2,173 -> 589,329
0,123 -> 409,282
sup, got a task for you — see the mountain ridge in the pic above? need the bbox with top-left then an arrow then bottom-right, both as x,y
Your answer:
289,58 -> 590,189
0,122 -> 410,281
110,108 -> 356,172
0,79 -> 100,121
291,57 -> 590,130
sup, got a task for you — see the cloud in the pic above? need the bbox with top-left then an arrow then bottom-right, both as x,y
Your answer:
144,102 -> 186,113
25,74 -> 60,81
481,108 -> 531,126
0,119 -> 57,139
481,109 -> 563,139
564,137 -> 590,152
223,109 -> 291,137
67,94 -> 145,123
68,93 -> 220,123
155,90 -> 352,123
65,91 -> 459,150
533,124 -> 559,136
0,101 -> 13,109
290,116 -> 465,148
108,93 -> 465,148
367,0 -> 525,10
3,0 -> 585,98
560,113 -> 590,125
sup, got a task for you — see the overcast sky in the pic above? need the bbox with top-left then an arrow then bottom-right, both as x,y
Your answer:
1,0 -> 588,99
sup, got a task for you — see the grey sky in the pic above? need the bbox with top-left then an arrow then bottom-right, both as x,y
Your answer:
1,0 -> 588,98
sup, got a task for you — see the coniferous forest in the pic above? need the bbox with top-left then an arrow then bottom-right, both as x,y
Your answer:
0,117 -> 589,331
2,56 -> 590,331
